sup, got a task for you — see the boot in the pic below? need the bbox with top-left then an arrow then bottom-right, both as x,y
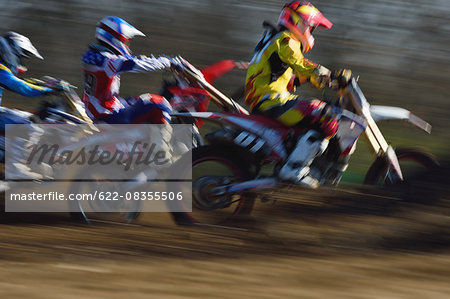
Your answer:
6,136 -> 43,180
6,124 -> 48,180
278,130 -> 329,188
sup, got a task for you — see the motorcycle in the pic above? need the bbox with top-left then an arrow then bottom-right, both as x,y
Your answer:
167,58 -> 439,225
67,59 -> 250,223
0,77 -> 92,182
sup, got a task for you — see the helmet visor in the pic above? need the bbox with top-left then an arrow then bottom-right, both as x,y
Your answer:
295,4 -> 333,29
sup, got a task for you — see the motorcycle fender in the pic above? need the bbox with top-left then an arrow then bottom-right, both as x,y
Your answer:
369,105 -> 431,133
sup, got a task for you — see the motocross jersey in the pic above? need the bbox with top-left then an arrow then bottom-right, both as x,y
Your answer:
245,29 -> 318,111
81,45 -> 171,119
0,63 -> 52,105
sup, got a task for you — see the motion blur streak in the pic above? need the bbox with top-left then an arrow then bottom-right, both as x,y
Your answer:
0,1 -> 449,298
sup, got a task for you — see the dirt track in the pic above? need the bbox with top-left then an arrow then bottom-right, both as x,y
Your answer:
1,167 -> 449,298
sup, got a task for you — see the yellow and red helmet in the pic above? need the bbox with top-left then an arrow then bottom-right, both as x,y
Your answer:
278,1 -> 332,53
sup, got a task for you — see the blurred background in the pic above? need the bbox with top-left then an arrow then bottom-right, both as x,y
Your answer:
0,1 -> 449,298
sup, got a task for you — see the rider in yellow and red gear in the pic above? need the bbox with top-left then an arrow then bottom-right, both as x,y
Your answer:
245,1 -> 336,188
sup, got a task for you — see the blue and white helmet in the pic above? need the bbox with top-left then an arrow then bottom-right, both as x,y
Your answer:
0,32 -> 43,74
95,16 -> 145,56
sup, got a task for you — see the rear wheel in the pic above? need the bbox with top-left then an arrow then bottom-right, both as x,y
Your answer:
170,145 -> 256,225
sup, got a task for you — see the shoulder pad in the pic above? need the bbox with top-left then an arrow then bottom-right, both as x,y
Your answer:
82,49 -> 106,66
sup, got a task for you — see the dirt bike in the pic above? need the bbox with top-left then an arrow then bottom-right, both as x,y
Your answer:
167,59 -> 439,225
0,77 -> 93,183
67,59 -> 250,224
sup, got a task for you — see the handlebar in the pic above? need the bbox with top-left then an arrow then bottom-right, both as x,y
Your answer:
26,76 -> 77,92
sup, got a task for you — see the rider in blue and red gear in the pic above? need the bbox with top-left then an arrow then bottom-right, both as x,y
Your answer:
0,32 -> 55,180
82,16 -> 173,124
0,32 -> 53,104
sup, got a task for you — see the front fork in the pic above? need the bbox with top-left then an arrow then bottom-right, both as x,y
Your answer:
375,146 -> 404,184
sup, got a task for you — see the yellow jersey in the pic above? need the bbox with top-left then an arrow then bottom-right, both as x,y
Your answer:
245,30 -> 318,110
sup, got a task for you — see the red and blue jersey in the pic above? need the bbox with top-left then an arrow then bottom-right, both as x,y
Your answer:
81,45 -> 171,120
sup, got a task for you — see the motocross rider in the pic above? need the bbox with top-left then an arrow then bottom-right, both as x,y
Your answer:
0,32 -> 53,103
82,16 -> 174,124
245,1 -> 345,188
82,17 -> 187,181
0,32 -> 55,180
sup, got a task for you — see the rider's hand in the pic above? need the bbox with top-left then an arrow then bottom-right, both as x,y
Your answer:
233,61 -> 250,70
40,76 -> 65,92
168,57 -> 183,71
310,65 -> 331,89
330,69 -> 352,89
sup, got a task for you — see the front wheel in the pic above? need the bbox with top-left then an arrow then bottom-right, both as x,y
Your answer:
69,168 -> 141,224
170,145 -> 256,225
364,147 -> 440,202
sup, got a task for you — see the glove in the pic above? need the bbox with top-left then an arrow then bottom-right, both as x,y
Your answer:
330,69 -> 352,89
310,65 -> 331,89
40,76 -> 65,92
233,61 -> 250,70
168,56 -> 183,71
169,56 -> 205,80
